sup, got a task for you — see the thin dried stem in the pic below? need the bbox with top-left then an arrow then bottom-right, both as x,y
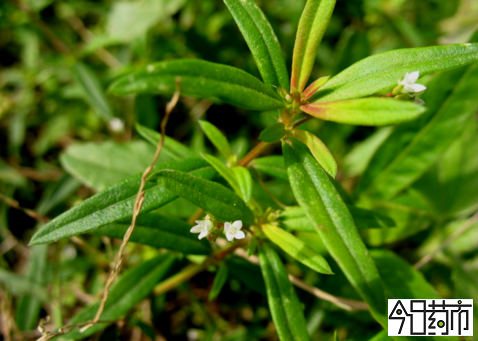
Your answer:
66,16 -> 122,69
414,211 -> 478,270
35,317 -> 117,341
0,286 -> 17,341
80,78 -> 182,332
0,193 -> 49,223
12,0 -> 70,54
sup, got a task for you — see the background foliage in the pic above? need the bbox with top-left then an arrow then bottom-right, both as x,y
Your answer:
1,0 -> 478,340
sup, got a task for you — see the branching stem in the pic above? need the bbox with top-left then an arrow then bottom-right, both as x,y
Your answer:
238,141 -> 270,167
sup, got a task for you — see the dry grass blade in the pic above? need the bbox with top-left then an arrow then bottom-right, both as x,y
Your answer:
80,78 -> 182,332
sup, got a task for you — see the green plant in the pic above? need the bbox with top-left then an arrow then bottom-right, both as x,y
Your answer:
2,0 -> 478,340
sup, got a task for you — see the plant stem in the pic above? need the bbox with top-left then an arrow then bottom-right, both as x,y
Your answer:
154,262 -> 209,296
153,239 -> 248,296
293,116 -> 313,128
237,141 -> 270,167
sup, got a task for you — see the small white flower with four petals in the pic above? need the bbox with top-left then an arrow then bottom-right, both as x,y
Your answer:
190,215 -> 213,240
224,220 -> 245,241
398,71 -> 427,95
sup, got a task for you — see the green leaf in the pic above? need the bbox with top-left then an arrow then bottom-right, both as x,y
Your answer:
368,331 -> 389,341
72,63 -> 113,120
64,255 -> 175,339
283,139 -> 386,318
152,169 -> 254,225
30,158 -> 216,245
281,206 -> 395,232
0,268 -> 48,300
370,249 -> 440,299
259,123 -> 286,143
301,98 -> 426,126
412,117 -> 478,218
109,59 -> 285,111
347,206 -> 395,230
92,213 -> 211,255
106,0 -> 186,42
135,123 -> 196,160
252,156 -> 289,181
232,166 -> 253,204
262,224 -> 333,274
223,0 -> 289,90
201,153 -> 254,204
312,43 -> 478,103
362,194 -> 433,246
342,127 -> 392,177
290,131 -> 337,177
208,263 -> 229,301
358,62 -> 478,200
291,0 -> 337,92
302,76 -> 330,100
258,244 -> 311,341
60,140 -> 169,191
198,120 -> 233,161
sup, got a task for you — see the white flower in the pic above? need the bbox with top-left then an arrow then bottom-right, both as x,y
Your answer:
190,216 -> 213,240
398,71 -> 427,95
108,118 -> 125,133
224,220 -> 245,241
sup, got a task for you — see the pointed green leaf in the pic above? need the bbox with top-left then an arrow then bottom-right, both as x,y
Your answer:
92,213 -> 211,255
258,244 -> 311,341
262,224 -> 333,274
370,249 -> 440,299
109,59 -> 285,111
152,169 -> 254,225
64,255 -> 175,339
358,62 -> 478,200
301,98 -> 426,126
291,0 -> 337,92
302,76 -> 330,100
290,131 -> 337,177
208,263 -> 229,301
60,140 -> 168,191
30,159 -> 216,245
281,206 -> 395,232
283,139 -> 386,318
233,166 -> 253,204
135,123 -> 196,160
73,62 -> 113,120
223,0 -> 289,90
200,154 -> 254,208
259,123 -> 286,143
198,120 -> 233,161
312,43 -> 478,103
